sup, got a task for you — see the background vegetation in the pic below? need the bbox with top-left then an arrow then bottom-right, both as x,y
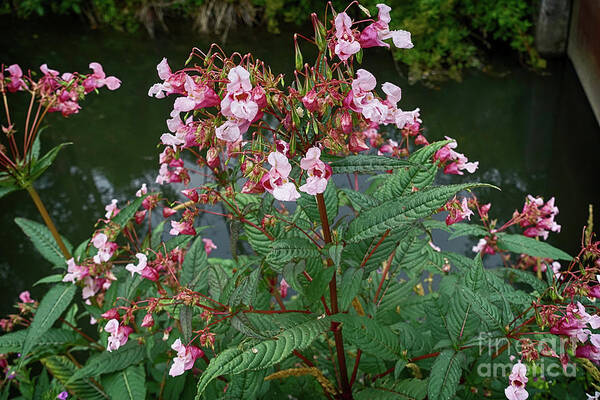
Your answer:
1,0 -> 545,82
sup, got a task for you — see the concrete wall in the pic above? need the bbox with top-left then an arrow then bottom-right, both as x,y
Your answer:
568,0 -> 600,125
536,0 -> 571,56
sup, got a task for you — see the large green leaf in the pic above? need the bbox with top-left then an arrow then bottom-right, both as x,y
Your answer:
15,217 -> 73,266
496,233 -> 572,260
356,379 -> 427,400
195,316 -> 329,397
0,182 -> 19,199
327,155 -> 414,173
20,284 -> 76,366
0,328 -> 80,354
68,341 -> 145,383
339,188 -> 380,212
458,286 -> 503,330
42,356 -> 108,399
103,365 -> 146,400
346,183 -> 495,243
181,236 -> 209,290
223,369 -> 269,399
333,314 -> 403,360
29,142 -> 72,182
427,350 -> 463,400
266,238 -> 320,266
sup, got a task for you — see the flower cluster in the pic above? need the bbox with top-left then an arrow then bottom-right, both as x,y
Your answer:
514,195 -> 561,240
168,338 -> 203,377
433,137 -> 479,175
104,318 -> 133,352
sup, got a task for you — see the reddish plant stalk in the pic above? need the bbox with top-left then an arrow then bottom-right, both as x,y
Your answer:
316,193 -> 353,400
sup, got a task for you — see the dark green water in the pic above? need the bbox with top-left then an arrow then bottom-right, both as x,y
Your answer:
1,16 -> 599,314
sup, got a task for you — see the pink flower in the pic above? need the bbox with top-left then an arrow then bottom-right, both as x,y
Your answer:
226,66 -> 252,94
141,313 -> 154,328
302,89 -> 319,112
105,319 -> 133,352
334,13 -> 361,61
359,4 -> 413,50
472,238 -> 495,255
434,137 -> 478,175
19,291 -> 34,304
202,238 -> 217,255
92,233 -> 117,264
82,276 -> 100,300
261,152 -> 300,201
576,344 -> 600,362
104,199 -> 119,220
181,189 -> 199,202
83,62 -> 121,93
445,197 -> 474,225
148,58 -> 187,98
173,75 -> 220,113
215,120 -> 242,142
504,361 -> 529,400
280,278 -> 290,298
163,207 -> 177,218
170,221 -> 196,236
125,253 -> 148,277
168,338 -> 204,377
136,184 -> 148,198
6,64 -> 26,92
299,147 -> 332,196
63,258 -> 88,283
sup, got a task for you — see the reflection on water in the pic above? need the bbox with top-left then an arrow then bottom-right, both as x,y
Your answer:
0,15 -> 599,313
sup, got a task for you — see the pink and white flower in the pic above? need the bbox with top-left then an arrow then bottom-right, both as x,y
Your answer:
202,238 -> 217,255
19,291 -> 34,304
105,319 -> 133,352
170,220 -> 196,236
334,13 -> 361,61
299,147 -> 332,196
104,199 -> 119,220
359,4 -> 414,50
92,233 -> 117,264
434,137 -> 479,175
136,184 -> 148,198
168,338 -> 203,377
504,361 -> 529,400
261,152 -> 300,201
63,258 -> 89,283
125,253 -> 148,277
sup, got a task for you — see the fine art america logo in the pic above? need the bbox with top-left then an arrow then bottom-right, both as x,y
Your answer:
476,333 -> 577,379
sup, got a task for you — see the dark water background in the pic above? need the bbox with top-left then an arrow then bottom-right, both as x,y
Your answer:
1,15 -> 599,314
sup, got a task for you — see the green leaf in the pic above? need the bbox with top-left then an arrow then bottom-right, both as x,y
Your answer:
41,356 -> 108,400
345,184 -> 496,243
339,188 -> 380,212
223,369 -> 268,399
458,286 -> 503,330
229,268 -> 261,307
297,180 -> 338,224
447,223 -> 488,240
15,217 -> 73,266
0,328 -> 80,354
68,341 -> 145,383
33,273 -> 64,286
496,233 -> 572,260
498,268 -> 547,293
181,236 -> 208,290
20,284 -> 76,366
163,234 -> 193,253
267,238 -> 320,266
111,194 -> 149,229
150,220 -> 166,248
333,314 -> 403,360
374,140 -> 452,201
0,183 -> 19,199
327,155 -> 414,173
339,268 -> 363,311
427,350 -> 463,400
195,316 -> 329,397
29,142 -> 72,181
356,379 -> 427,400
103,365 -> 146,400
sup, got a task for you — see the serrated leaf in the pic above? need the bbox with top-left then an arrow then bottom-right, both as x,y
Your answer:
339,188 -> 380,212
496,233 -> 571,260
297,180 -> 338,224
0,328 -> 81,354
0,183 -> 19,199
339,268 -> 363,310
163,234 -> 193,253
181,236 -> 209,290
29,142 -> 72,181
68,341 -> 145,383
427,350 -> 463,400
15,217 -> 73,266
229,268 -> 261,307
195,316 -> 329,397
223,369 -> 268,399
346,184 -> 496,243
327,155 -> 413,173
458,286 -> 503,330
498,268 -> 547,293
334,314 -> 403,360
357,379 -> 427,400
103,365 -> 146,400
267,238 -> 320,266
20,284 -> 76,366
111,194 -> 149,229
150,220 -> 166,248
41,356 -> 108,400
447,223 -> 488,240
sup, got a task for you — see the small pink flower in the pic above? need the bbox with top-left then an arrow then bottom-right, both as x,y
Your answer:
105,319 -> 133,352
170,221 -> 196,236
302,89 -> 319,113
280,278 -> 290,298
168,338 -> 204,377
19,291 -> 34,304
6,64 -> 26,92
104,199 -> 119,220
299,147 -> 332,196
163,207 -> 177,218
215,120 -> 242,142
125,253 -> 147,277
261,152 -> 300,202
92,233 -> 117,264
136,184 -> 148,198
445,197 -> 474,225
141,313 -> 154,328
334,13 -> 361,61
359,4 -> 413,50
202,238 -> 217,255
